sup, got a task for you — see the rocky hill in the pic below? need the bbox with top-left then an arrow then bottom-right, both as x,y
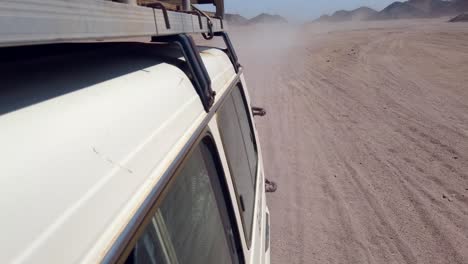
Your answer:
224,14 -> 249,26
373,1 -> 426,19
408,0 -> 455,16
449,12 -> 468,21
316,7 -> 378,22
315,0 -> 468,22
249,13 -> 288,24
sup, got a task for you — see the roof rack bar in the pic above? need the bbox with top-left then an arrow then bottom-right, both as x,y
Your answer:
215,16 -> 224,29
145,2 -> 171,29
196,12 -> 204,30
152,34 -> 215,112
0,0 -> 226,48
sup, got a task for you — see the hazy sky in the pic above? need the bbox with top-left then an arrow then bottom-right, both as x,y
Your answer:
223,0 -> 397,21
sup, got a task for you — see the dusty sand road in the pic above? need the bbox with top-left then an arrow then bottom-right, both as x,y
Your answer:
229,19 -> 468,264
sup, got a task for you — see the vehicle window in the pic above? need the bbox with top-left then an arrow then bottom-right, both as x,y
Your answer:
231,87 -> 258,184
217,84 -> 258,245
125,139 -> 241,264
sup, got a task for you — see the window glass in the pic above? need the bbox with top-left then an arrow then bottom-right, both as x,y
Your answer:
231,87 -> 258,185
125,141 -> 240,264
217,84 -> 258,244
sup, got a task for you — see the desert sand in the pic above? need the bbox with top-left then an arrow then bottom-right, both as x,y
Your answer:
230,18 -> 468,264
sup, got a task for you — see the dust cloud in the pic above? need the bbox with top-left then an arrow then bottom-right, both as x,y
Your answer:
227,18 -> 468,264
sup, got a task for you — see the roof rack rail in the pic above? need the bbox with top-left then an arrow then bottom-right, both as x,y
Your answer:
0,0 -> 226,48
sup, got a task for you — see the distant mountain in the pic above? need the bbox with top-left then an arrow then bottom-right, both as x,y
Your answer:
224,14 -> 249,26
314,0 -> 468,22
407,0 -> 455,16
249,13 -> 288,24
449,12 -> 468,21
223,13 -> 287,26
316,7 -> 378,22
374,0 -> 467,19
408,0 -> 439,13
373,1 -> 426,19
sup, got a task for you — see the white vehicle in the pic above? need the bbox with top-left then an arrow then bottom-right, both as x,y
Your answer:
0,1 -> 271,263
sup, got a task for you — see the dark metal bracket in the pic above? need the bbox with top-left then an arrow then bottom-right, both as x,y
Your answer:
152,34 -> 215,112
214,31 -> 240,73
190,5 -> 239,73
201,20 -> 214,40
195,12 -> 203,30
191,4 -> 215,40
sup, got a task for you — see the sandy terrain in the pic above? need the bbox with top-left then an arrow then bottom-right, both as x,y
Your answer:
230,18 -> 468,264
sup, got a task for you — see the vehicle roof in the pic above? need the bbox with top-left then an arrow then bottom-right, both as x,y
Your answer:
0,42 -> 236,263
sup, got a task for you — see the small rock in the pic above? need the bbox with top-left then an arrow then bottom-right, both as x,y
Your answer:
334,175 -> 337,178
453,156 -> 458,160
442,193 -> 453,202
326,59 -> 330,62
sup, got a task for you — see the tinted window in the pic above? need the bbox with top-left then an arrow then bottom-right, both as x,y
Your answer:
217,85 -> 258,244
125,140 -> 241,264
231,87 -> 258,183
